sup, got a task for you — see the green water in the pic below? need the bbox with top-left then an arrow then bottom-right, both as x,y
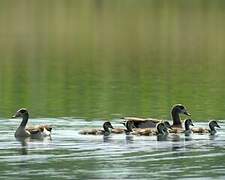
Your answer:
1,1 -> 225,179
1,119 -> 225,180
1,1 -> 225,120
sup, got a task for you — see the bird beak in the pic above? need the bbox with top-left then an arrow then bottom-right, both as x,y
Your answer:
11,114 -> 18,118
217,124 -> 221,128
183,110 -> 191,116
169,126 -> 173,130
190,122 -> 194,126
12,112 -> 21,118
111,125 -> 114,129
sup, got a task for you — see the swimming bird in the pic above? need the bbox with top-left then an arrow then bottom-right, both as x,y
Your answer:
183,119 -> 194,135
164,121 -> 173,130
79,121 -> 114,136
12,108 -> 52,138
169,119 -> 194,135
131,122 -> 170,136
122,104 -> 191,128
192,120 -> 220,135
111,121 -> 135,134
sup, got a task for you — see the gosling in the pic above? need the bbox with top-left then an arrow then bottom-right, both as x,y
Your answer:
168,119 -> 194,135
192,120 -> 220,135
79,121 -> 114,136
111,121 -> 135,134
132,122 -> 170,136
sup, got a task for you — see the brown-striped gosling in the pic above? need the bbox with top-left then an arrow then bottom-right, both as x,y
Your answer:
79,121 -> 114,136
169,119 -> 194,135
124,120 -> 135,135
183,119 -> 194,135
111,121 -> 135,134
192,120 -> 220,135
132,122 -> 170,136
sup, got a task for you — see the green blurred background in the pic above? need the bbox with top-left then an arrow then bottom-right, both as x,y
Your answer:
0,0 -> 225,120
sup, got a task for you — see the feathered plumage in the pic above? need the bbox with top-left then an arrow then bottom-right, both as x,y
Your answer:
131,122 -> 170,136
192,120 -> 220,135
169,119 -> 194,135
79,121 -> 114,136
122,104 -> 191,129
12,108 -> 52,138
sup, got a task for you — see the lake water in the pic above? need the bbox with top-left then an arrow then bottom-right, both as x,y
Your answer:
0,1 -> 225,120
0,118 -> 225,179
0,1 -> 225,179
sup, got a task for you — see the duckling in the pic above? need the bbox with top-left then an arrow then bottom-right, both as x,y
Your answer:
121,121 -> 136,134
156,122 -> 171,135
183,119 -> 194,135
192,120 -> 220,135
156,121 -> 171,135
122,104 -> 191,128
111,121 -> 134,134
169,119 -> 194,135
164,121 -> 173,130
79,121 -> 114,136
132,122 -> 169,136
12,108 -> 52,138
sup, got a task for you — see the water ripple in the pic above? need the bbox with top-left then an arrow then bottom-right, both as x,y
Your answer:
0,118 -> 225,179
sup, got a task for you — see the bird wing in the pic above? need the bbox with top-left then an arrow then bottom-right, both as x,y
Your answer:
133,128 -> 154,136
79,128 -> 100,135
111,128 -> 125,134
26,125 -> 52,134
122,117 -> 160,128
26,127 -> 42,134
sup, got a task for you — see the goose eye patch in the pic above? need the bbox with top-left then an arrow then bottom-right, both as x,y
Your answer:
20,109 -> 26,113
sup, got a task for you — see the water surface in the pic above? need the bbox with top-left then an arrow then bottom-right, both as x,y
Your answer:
0,1 -> 225,119
0,1 -> 225,179
0,118 -> 225,179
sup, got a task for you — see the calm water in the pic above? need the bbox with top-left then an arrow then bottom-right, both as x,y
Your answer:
1,1 -> 225,179
0,1 -> 225,119
0,118 -> 225,179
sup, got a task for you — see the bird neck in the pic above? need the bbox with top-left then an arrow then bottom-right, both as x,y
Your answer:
184,122 -> 190,131
125,129 -> 131,135
103,131 -> 110,136
163,128 -> 168,134
172,108 -> 182,127
103,126 -> 110,133
19,113 -> 29,127
209,124 -> 216,132
125,122 -> 133,132
157,124 -> 164,134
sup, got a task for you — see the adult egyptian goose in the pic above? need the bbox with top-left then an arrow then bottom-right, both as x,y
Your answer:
12,108 -> 52,138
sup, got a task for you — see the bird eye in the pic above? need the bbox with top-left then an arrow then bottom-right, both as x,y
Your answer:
20,109 -> 26,113
180,106 -> 184,109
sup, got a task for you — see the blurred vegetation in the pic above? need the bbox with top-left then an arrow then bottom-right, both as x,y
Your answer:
0,0 -> 225,119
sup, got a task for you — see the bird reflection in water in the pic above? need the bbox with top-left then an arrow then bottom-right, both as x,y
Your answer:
16,137 -> 29,155
125,135 -> 134,144
103,135 -> 112,143
157,134 -> 168,141
16,136 -> 52,155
